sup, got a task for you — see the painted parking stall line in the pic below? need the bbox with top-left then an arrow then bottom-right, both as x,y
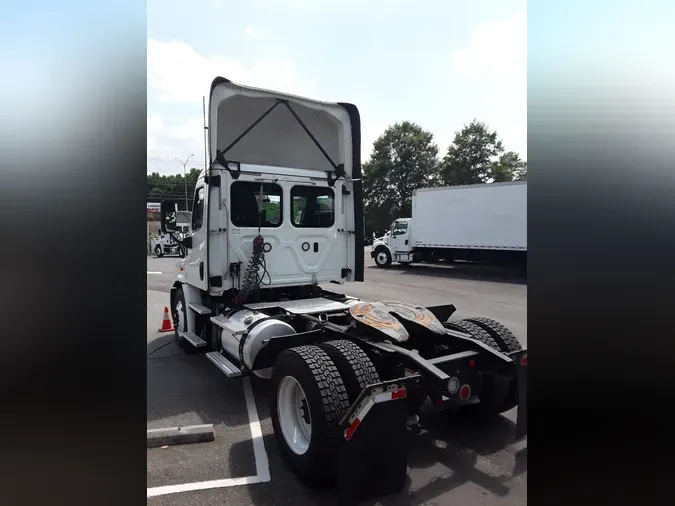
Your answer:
147,377 -> 270,498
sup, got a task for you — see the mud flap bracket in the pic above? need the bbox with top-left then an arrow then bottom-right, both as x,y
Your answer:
335,376 -> 420,504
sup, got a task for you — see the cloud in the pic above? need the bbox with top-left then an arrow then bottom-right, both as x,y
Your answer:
448,12 -> 527,157
147,113 -> 207,173
244,25 -> 264,39
450,12 -> 526,81
147,39 -> 316,104
147,39 -> 319,172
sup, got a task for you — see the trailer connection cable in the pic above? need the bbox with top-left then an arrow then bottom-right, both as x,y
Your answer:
232,234 -> 271,304
147,338 -> 183,360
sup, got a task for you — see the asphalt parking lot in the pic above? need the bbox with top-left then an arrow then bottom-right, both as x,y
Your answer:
147,249 -> 527,505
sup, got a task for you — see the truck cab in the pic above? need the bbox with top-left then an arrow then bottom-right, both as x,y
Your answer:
371,218 -> 415,267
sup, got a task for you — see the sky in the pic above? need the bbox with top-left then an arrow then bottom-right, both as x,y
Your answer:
147,0 -> 527,176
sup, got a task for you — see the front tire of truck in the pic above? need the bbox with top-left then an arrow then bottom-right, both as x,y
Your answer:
373,247 -> 392,268
154,245 -> 163,257
173,287 -> 198,354
270,345 -> 351,487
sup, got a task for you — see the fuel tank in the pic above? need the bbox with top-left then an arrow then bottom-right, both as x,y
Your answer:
220,309 -> 296,379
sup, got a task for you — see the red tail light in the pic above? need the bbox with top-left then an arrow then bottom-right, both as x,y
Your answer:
459,384 -> 471,401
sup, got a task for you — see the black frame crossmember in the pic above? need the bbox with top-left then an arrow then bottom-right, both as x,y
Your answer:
213,99 -> 345,186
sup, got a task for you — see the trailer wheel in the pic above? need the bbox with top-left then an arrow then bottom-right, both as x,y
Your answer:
270,345 -> 350,486
373,247 -> 392,268
319,340 -> 380,403
443,320 -> 510,416
462,317 -> 523,411
154,245 -> 163,257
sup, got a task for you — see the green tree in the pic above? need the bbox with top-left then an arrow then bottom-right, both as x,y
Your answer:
363,121 -> 440,234
441,120 -> 504,185
491,151 -> 527,182
147,167 -> 203,210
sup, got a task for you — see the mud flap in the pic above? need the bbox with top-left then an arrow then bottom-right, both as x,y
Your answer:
335,377 -> 418,505
515,352 -> 528,440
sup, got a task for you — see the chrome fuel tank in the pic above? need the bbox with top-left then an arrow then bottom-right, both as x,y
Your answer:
220,309 -> 296,379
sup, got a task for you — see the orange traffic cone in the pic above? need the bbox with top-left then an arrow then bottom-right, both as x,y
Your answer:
159,307 -> 174,332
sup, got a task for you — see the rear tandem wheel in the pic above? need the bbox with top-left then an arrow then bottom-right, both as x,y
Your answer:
270,345 -> 350,487
444,320 -> 512,416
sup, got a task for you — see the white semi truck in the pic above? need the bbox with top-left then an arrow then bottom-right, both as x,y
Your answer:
160,78 -> 527,490
151,225 -> 189,258
372,182 -> 527,270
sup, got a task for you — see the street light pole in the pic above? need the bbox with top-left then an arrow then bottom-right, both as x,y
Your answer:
175,154 -> 194,211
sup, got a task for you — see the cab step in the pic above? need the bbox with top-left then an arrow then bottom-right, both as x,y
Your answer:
188,303 -> 212,315
180,331 -> 206,348
210,315 -> 247,336
205,351 -> 243,378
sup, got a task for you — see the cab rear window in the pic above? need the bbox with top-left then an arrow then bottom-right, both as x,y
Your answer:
291,186 -> 335,228
230,181 -> 283,228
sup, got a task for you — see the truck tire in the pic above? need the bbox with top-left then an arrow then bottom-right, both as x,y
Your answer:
373,247 -> 392,268
443,320 -> 510,416
172,288 -> 198,354
154,245 -> 163,257
177,245 -> 185,258
444,320 -> 500,351
462,317 -> 522,411
462,317 -> 522,353
270,345 -> 351,487
319,340 -> 380,404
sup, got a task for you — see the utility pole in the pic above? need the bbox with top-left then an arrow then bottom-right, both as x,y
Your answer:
175,154 -> 194,211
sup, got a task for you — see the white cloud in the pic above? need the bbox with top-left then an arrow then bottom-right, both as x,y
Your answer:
147,39 -> 316,104
448,12 -> 527,157
147,39 -> 320,172
147,113 -> 207,172
450,12 -> 526,80
244,25 -> 264,39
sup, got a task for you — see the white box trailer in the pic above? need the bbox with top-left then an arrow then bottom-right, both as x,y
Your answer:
372,182 -> 527,269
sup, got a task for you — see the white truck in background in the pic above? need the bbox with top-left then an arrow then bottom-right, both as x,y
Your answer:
372,182 -> 527,271
151,223 -> 189,257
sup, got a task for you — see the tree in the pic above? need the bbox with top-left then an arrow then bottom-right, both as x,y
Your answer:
146,168 -> 203,210
363,121 -> 440,234
491,151 -> 527,182
441,120 -> 504,186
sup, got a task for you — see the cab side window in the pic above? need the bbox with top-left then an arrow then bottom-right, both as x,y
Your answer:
393,221 -> 408,235
192,187 -> 205,231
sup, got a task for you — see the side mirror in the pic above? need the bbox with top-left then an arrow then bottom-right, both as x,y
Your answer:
160,201 -> 178,233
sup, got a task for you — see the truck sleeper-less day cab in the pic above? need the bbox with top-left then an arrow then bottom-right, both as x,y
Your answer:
160,77 -> 527,489
151,226 -> 188,258
372,182 -> 527,270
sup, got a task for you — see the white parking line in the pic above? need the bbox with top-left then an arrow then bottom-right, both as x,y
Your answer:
147,271 -> 163,275
147,377 -> 270,498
